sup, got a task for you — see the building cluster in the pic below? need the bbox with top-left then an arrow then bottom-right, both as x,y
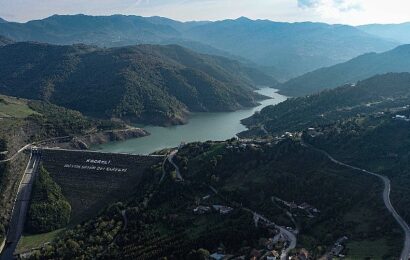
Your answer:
306,128 -> 323,138
393,114 -> 410,122
273,197 -> 320,218
193,204 -> 234,215
329,236 -> 348,258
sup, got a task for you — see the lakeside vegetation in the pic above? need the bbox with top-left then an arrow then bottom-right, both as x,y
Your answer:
241,72 -> 410,137
0,42 -> 269,126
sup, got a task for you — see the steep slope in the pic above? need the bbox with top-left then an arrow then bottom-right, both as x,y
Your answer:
0,42 -> 268,125
280,44 -> 410,96
241,73 -> 410,136
184,17 -> 397,79
358,22 -> 410,43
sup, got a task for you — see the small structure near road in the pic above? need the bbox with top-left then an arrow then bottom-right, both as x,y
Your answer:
212,205 -> 233,214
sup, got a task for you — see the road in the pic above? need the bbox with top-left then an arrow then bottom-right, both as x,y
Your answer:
250,211 -> 297,260
0,151 -> 40,260
302,141 -> 410,260
168,150 -> 183,181
0,144 -> 32,164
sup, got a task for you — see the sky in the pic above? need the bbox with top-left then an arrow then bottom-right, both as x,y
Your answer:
0,0 -> 410,25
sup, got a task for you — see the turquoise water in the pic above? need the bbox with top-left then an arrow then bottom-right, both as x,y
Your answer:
92,88 -> 287,155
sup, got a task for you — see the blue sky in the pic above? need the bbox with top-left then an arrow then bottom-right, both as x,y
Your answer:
0,0 -> 409,25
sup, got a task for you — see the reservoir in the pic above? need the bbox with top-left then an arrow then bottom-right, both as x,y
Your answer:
93,88 -> 287,154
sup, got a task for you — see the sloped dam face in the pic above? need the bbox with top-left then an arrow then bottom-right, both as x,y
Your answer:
40,149 -> 163,223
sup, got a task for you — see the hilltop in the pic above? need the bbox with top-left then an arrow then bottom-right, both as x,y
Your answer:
241,73 -> 410,136
279,44 -> 410,96
0,14 -> 398,80
0,42 -> 272,125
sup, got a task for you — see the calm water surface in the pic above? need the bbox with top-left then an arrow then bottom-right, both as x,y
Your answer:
93,88 -> 287,154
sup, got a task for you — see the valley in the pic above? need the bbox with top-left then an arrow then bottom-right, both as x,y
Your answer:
1,6 -> 410,260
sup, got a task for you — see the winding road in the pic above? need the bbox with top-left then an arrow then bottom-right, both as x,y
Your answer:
168,150 -> 183,181
302,141 -> 410,260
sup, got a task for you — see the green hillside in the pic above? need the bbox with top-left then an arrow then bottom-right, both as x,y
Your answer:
0,15 -> 398,80
28,140 -> 400,259
280,44 -> 410,96
241,73 -> 410,136
304,110 -> 410,225
0,42 -> 271,125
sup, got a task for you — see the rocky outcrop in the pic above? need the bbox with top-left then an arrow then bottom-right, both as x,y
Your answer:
51,128 -> 149,150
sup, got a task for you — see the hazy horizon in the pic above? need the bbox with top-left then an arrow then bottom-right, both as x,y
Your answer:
1,0 -> 410,26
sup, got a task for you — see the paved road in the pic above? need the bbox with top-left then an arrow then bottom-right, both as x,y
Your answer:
0,144 -> 32,164
246,210 -> 297,260
168,150 -> 183,181
0,152 -> 40,260
302,141 -> 410,260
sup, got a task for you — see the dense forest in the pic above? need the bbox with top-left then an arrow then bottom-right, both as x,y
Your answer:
0,42 -> 272,126
241,72 -> 410,137
304,111 -> 410,225
280,44 -> 410,96
28,140 -> 401,259
26,167 -> 71,234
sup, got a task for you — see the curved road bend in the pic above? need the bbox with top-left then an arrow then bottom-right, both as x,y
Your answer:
1,152 -> 40,260
302,141 -> 410,260
168,150 -> 183,181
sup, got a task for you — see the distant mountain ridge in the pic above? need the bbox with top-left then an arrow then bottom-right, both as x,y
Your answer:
279,44 -> 410,96
0,42 -> 269,125
358,22 -> 410,43
0,14 -> 398,80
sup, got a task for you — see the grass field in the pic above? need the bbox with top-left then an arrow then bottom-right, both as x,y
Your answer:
0,95 -> 37,119
344,239 -> 393,259
16,229 -> 64,254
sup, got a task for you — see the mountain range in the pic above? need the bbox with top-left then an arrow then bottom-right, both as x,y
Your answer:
0,14 -> 399,80
358,22 -> 410,44
0,42 -> 271,125
279,44 -> 410,96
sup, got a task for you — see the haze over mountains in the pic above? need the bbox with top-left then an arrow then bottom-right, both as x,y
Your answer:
0,14 -> 399,80
0,42 -> 269,125
358,22 -> 410,44
280,44 -> 410,96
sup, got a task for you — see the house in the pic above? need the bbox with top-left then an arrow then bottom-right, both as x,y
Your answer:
210,253 -> 225,260
213,205 -> 233,214
193,206 -> 211,214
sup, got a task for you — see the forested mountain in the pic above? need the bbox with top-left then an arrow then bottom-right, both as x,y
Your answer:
280,44 -> 410,96
0,42 -> 271,125
358,22 -> 410,43
241,73 -> 410,136
0,14 -> 181,46
0,15 -> 398,80
183,17 -> 396,79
